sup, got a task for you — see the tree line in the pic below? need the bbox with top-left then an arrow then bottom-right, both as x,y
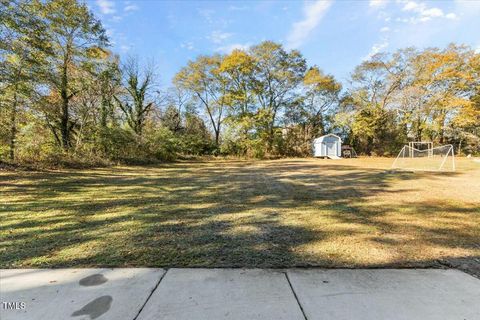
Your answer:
1,0 -> 479,166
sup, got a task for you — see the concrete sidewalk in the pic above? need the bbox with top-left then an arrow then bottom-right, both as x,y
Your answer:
1,268 -> 479,320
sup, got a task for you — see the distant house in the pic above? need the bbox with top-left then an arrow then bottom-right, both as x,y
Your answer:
312,134 -> 342,158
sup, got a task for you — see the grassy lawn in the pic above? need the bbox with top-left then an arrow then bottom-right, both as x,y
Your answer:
1,158 -> 479,275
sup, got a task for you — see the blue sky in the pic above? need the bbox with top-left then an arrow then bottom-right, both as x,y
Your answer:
88,0 -> 480,87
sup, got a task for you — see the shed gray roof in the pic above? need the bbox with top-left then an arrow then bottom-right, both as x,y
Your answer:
313,134 -> 342,143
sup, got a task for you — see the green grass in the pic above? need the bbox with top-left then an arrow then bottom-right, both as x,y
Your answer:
1,158 -> 479,275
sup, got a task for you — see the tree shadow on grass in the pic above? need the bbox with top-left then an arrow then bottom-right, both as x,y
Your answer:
1,160 -> 478,276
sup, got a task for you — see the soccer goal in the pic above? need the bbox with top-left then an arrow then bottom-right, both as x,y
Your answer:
408,141 -> 433,158
391,144 -> 455,171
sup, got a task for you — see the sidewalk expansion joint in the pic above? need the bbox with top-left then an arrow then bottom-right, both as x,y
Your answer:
284,271 -> 308,320
132,268 -> 169,320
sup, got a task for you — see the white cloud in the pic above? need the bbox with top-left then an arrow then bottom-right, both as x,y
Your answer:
111,15 -> 123,22
402,1 -> 420,12
445,13 -> 457,20
369,0 -> 388,9
454,0 -> 480,16
96,0 -> 115,15
475,45 -> 480,54
364,40 -> 389,60
286,0 -> 332,49
216,43 -> 251,54
198,9 -> 215,24
208,31 -> 233,44
380,26 -> 390,32
374,1 -> 478,53
180,42 -> 195,51
398,1 -> 458,24
120,45 -> 131,52
422,7 -> 444,18
228,5 -> 247,11
124,4 -> 139,12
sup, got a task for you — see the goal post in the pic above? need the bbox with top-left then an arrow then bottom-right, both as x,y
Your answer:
408,141 -> 433,158
391,144 -> 455,171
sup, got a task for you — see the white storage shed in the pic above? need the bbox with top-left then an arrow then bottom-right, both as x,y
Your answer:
312,134 -> 342,158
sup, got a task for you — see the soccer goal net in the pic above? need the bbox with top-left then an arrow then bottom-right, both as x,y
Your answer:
391,144 -> 455,171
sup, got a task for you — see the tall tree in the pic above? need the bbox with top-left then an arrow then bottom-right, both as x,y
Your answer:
249,41 -> 306,151
301,66 -> 342,135
98,54 -> 121,129
174,55 -> 227,145
35,0 -> 108,150
0,0 -> 49,160
345,53 -> 405,155
161,86 -> 191,133
281,66 -> 341,155
218,49 -> 258,153
220,49 -> 256,122
115,58 -> 156,136
413,45 -> 475,144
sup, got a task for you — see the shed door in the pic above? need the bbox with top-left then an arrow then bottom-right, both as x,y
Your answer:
326,142 -> 336,156
313,142 -> 322,157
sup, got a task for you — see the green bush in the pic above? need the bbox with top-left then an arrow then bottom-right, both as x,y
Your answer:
144,127 -> 180,161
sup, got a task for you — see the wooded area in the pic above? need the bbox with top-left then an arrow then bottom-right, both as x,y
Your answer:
1,0 -> 479,166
